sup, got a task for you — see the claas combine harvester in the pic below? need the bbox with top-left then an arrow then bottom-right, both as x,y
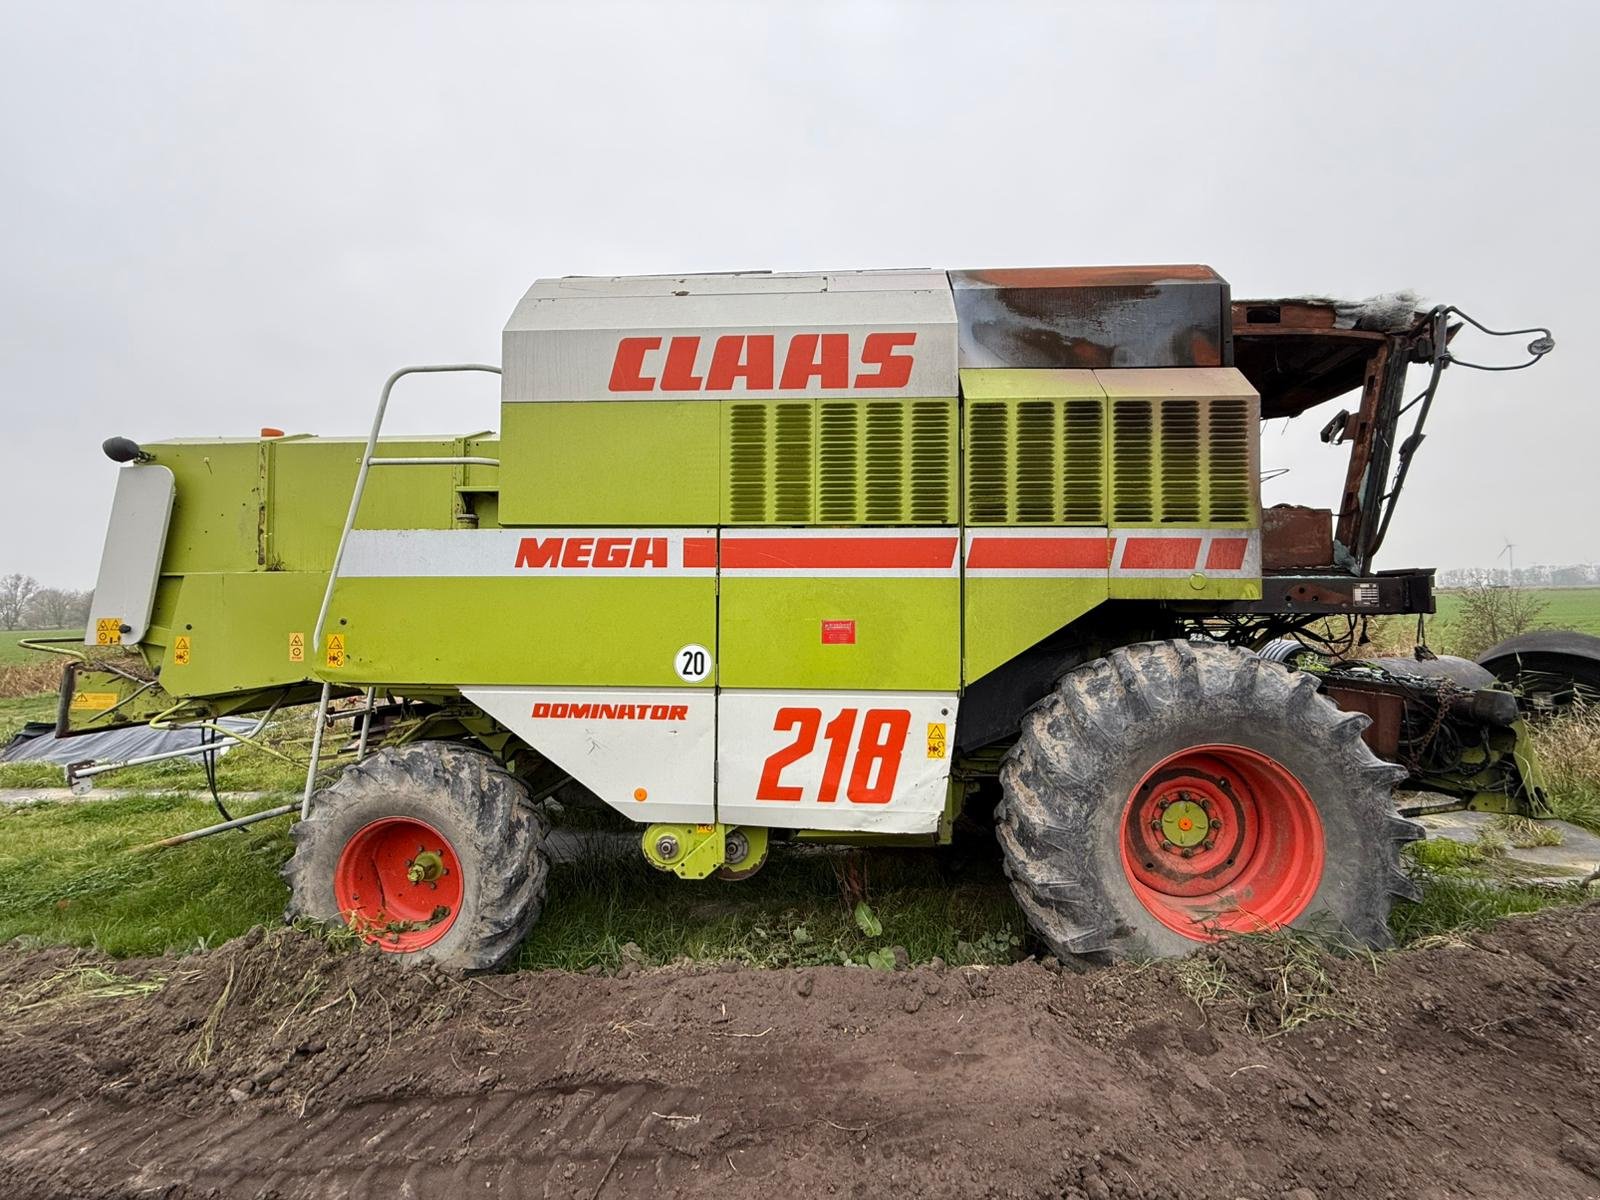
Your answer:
51,266 -> 1556,970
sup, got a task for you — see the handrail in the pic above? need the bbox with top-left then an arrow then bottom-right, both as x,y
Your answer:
310,364 -> 501,655
366,456 -> 500,467
303,363 -> 501,816
17,634 -> 91,663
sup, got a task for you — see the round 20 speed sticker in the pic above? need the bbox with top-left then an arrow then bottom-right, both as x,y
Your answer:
675,644 -> 713,682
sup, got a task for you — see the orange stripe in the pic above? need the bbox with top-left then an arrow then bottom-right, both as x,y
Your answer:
966,536 -> 1110,570
721,536 -> 957,570
682,537 -> 717,569
1120,537 -> 1202,570
1205,538 -> 1248,571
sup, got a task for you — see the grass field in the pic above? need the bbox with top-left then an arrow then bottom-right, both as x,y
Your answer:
2,599 -> 1599,971
0,791 -> 1030,968
0,782 -> 1588,968
1432,586 -> 1600,646
0,629 -> 78,665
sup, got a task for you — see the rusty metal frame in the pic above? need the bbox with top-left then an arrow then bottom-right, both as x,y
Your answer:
1232,302 -> 1437,576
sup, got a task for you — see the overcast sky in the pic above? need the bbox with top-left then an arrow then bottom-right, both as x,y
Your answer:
2,1 -> 1592,586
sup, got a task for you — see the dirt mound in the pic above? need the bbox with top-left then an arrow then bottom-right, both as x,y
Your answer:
2,907 -> 1600,1199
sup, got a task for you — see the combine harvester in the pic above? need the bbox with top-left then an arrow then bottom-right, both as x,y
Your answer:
52,266 -> 1556,969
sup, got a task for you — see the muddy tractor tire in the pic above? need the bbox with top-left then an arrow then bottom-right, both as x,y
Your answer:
284,741 -> 550,973
997,640 -> 1422,964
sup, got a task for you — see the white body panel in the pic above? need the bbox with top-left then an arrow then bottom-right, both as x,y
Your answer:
462,687 -> 715,825
85,464 -> 175,646
341,528 -> 717,578
716,690 -> 959,834
463,685 -> 956,835
503,270 -> 957,402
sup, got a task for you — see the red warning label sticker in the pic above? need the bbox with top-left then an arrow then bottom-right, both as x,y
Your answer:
821,620 -> 856,645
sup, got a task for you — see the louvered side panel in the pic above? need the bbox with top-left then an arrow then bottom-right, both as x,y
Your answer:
771,402 -> 814,523
1159,399 -> 1202,524
817,401 -> 861,523
863,402 -> 906,523
727,403 -> 771,523
908,400 -> 955,524
1204,396 -> 1254,524
727,401 -> 814,523
1111,399 -> 1155,524
966,401 -> 1010,524
1060,399 -> 1105,525
1014,400 -> 1058,523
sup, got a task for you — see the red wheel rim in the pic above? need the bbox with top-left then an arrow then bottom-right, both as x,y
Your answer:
333,817 -> 464,952
1120,744 -> 1323,942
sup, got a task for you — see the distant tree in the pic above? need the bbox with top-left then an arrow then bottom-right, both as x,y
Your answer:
24,587 -> 91,629
1444,583 -> 1547,660
0,574 -> 39,630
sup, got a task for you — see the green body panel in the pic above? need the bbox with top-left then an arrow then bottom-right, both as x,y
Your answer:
499,402 -> 719,526
960,370 -> 1111,678
161,571 -> 327,694
1108,576 -> 1260,602
324,577 -> 716,688
150,437 -> 487,577
56,664 -> 180,734
123,363 -> 1263,701
151,440 -> 267,573
964,578 -> 1108,682
718,577 -> 958,690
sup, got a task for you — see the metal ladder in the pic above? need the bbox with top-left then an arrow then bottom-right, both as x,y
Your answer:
301,364 -> 502,817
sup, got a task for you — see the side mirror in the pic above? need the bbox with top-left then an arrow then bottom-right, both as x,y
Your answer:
103,437 -> 153,464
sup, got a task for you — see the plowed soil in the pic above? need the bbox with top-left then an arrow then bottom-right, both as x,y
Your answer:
3,907 -> 1600,1199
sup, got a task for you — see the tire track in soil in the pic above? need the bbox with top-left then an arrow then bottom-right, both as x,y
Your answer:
2,907 -> 1600,1198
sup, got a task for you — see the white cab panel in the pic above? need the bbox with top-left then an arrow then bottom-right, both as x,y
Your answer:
716,690 -> 959,835
462,687 -> 715,825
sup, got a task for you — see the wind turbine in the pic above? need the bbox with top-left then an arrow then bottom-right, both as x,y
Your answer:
1497,538 -> 1516,583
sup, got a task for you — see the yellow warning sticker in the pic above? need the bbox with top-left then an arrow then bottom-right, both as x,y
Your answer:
288,631 -> 305,664
926,722 -> 947,759
325,634 -> 346,669
95,618 -> 122,646
173,635 -> 191,666
70,691 -> 120,711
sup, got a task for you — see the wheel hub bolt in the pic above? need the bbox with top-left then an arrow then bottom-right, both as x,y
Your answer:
406,850 -> 445,885
1210,818 -> 1222,830
1202,838 -> 1216,851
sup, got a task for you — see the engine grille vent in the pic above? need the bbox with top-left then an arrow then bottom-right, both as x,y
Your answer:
964,397 -> 1107,525
1109,396 -> 1255,525
966,387 -> 1256,527
727,402 -> 813,524
728,399 -> 955,524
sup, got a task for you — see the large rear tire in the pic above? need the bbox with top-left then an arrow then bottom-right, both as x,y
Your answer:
997,640 -> 1421,963
284,741 -> 550,973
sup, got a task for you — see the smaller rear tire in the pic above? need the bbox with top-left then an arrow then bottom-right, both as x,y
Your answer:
284,741 -> 549,973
